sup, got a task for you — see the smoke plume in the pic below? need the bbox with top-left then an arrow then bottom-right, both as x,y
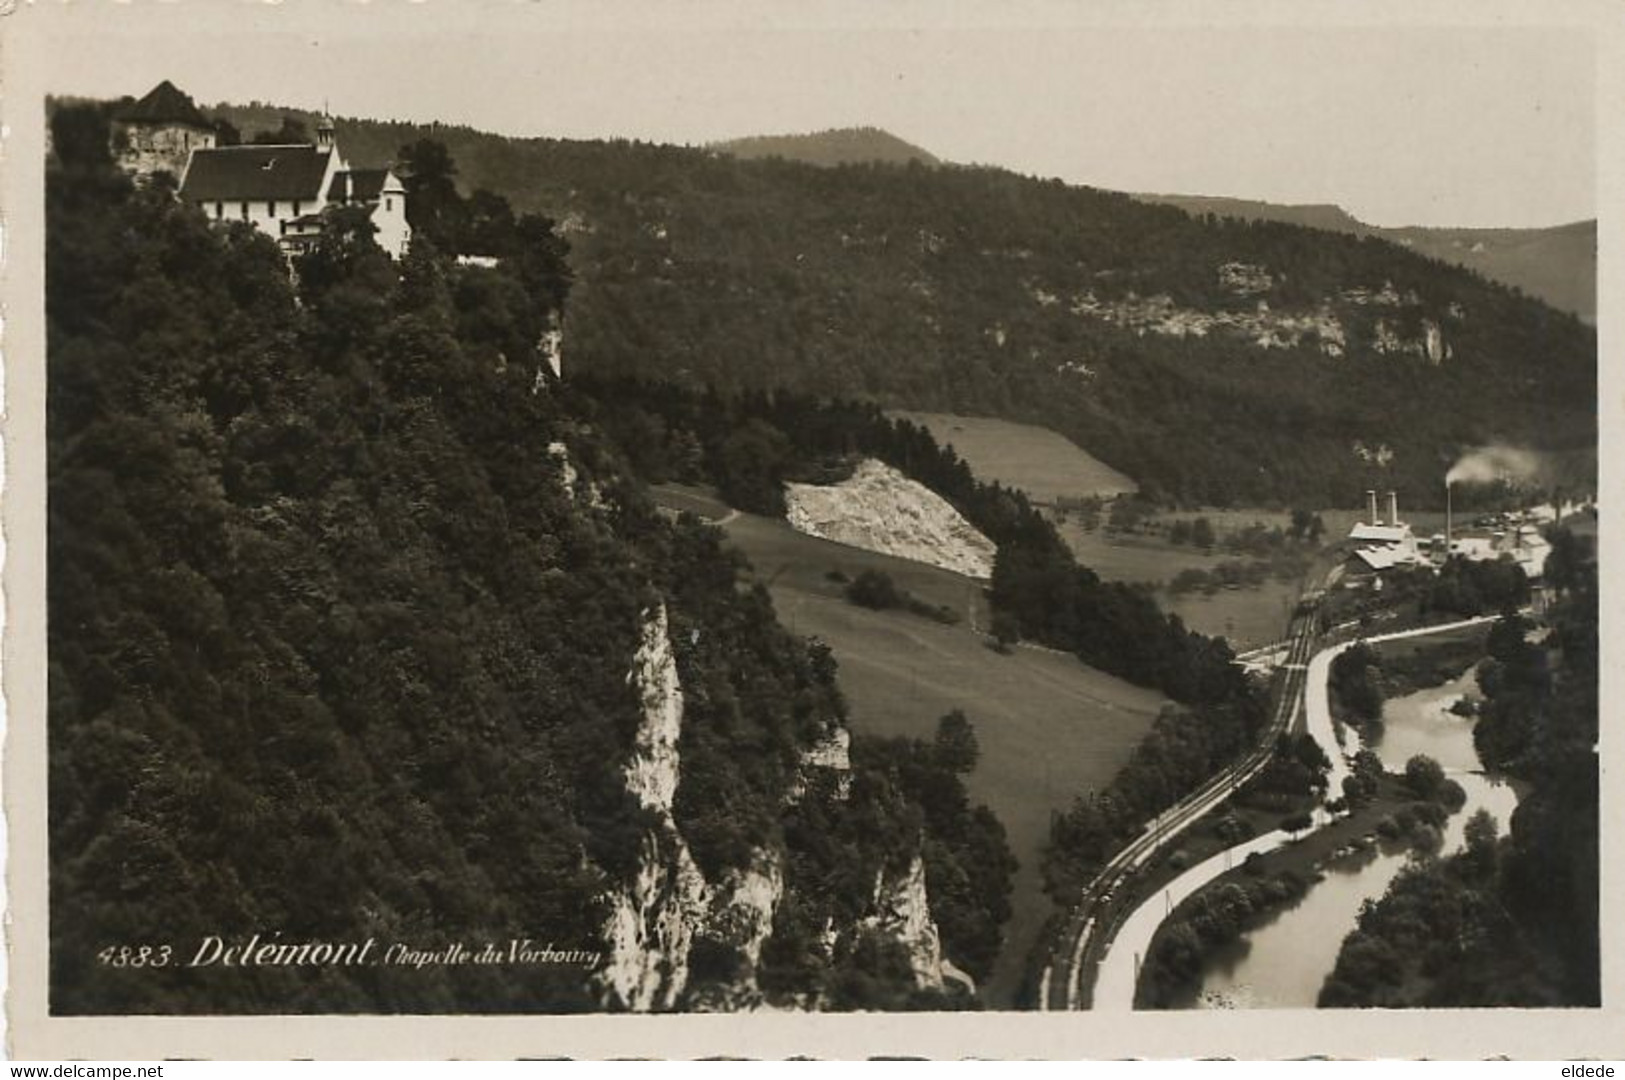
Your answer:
1445,445 -> 1544,486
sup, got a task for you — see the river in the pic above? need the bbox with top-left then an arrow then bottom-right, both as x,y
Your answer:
1174,664 -> 1522,1009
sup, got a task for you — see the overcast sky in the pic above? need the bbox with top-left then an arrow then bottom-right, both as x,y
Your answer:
33,0 -> 1598,228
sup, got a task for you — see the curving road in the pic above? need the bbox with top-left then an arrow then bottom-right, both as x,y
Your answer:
1301,615 -> 1498,797
1091,822 -> 1307,1010
1073,612 -> 1501,1010
1040,600 -> 1321,1010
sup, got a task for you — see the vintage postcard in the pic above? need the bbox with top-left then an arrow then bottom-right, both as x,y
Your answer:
3,0 -> 1621,1060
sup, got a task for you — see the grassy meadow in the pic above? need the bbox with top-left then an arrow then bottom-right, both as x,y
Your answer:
889,411 -> 1138,502
1048,514 -> 1307,650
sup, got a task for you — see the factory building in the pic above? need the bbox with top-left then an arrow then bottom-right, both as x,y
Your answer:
1344,486 -> 1559,587
1345,490 -> 1430,576
1450,524 -> 1552,580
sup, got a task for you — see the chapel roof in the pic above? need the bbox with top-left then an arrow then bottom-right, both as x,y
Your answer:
328,169 -> 390,203
180,145 -> 333,202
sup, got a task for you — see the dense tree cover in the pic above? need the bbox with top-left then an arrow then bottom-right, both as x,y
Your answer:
1478,544 -> 1599,1004
46,111 -> 1012,1014
1332,558 -> 1531,633
1423,556 -> 1531,618
1041,690 -> 1264,904
713,127 -> 942,168
250,116 -> 311,145
1236,733 -> 1331,812
208,104 -> 1595,508
856,716 -> 1015,986
1339,749 -> 1387,810
1320,550 -> 1598,1007
1472,614 -> 1553,769
1328,643 -> 1384,731
841,569 -> 960,625
50,106 -> 621,1013
1317,795 -> 1567,1009
1373,631 -> 1491,698
1138,872 -> 1311,1008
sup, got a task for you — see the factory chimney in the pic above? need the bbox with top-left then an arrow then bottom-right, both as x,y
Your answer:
1445,481 -> 1453,559
1367,489 -> 1379,526
1388,491 -> 1400,528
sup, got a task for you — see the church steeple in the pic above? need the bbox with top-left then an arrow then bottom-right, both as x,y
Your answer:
316,110 -> 336,151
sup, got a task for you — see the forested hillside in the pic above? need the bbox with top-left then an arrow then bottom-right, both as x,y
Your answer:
712,127 -> 941,168
1137,193 -> 1597,324
47,103 -> 1015,1014
205,103 -> 1597,509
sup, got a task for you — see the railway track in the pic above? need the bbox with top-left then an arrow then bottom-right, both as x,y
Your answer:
1039,601 -> 1320,1010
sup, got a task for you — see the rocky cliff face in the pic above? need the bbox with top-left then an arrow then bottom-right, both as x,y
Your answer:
596,604 -> 960,1011
598,830 -> 709,1011
598,603 -> 708,1011
1069,289 -> 1350,357
687,850 -> 785,1011
789,724 -> 853,803
784,459 -> 997,579
622,603 -> 685,816
597,603 -> 792,1011
548,439 -> 608,509
1059,271 -> 1462,363
860,853 -> 972,994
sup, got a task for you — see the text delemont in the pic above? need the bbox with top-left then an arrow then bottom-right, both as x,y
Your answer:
187,935 -> 601,969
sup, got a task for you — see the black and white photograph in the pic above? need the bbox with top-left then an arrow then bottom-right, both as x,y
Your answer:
3,0 -> 1618,1060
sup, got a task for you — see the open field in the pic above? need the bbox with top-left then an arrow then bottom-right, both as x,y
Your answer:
1163,580 -> 1303,651
1153,508 -> 1298,533
755,579 -> 1167,1007
1051,516 -> 1232,584
705,504 -> 1167,1006
1048,513 -> 1306,650
719,508 -> 994,628
1154,507 -> 1450,540
889,411 -> 1137,502
653,488 -> 1365,653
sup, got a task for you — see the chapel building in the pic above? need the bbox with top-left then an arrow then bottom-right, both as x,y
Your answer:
179,114 -> 412,259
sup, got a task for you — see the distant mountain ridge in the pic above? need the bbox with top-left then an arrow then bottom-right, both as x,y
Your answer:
1135,193 -> 1596,324
705,139 -> 1594,322
194,101 -> 1593,323
711,127 -> 941,168
182,101 -> 1597,507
